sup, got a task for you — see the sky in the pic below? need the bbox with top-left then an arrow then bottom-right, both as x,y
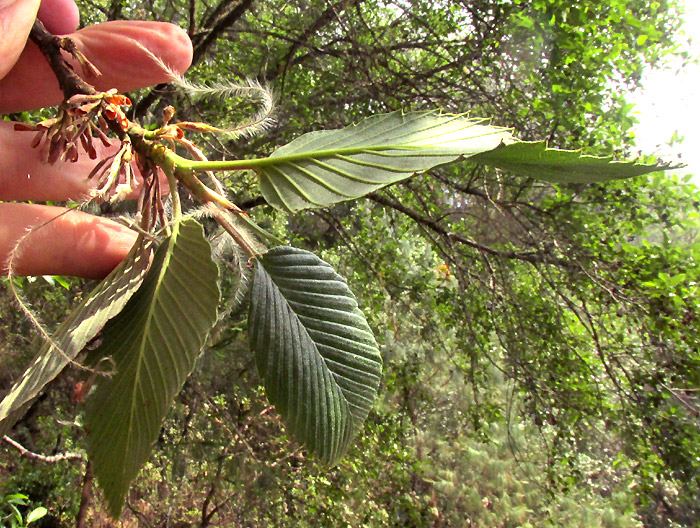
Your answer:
628,1 -> 700,180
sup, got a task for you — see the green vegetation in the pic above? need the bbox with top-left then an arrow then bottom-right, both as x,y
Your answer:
2,1 -> 699,526
1,493 -> 47,528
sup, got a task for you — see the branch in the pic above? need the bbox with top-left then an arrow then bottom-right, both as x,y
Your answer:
28,20 -> 130,143
135,0 -> 255,118
188,0 -> 197,37
367,192 -> 578,269
75,462 -> 94,528
28,19 -> 97,100
265,0 -> 358,87
192,0 -> 255,65
234,191 -> 576,268
3,435 -> 84,463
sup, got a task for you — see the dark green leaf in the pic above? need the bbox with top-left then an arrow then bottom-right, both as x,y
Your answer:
249,246 -> 383,464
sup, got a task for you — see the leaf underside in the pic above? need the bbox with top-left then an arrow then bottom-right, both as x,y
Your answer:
0,237 -> 153,436
84,218 -> 219,517
257,111 -> 675,214
470,140 -> 675,182
249,246 -> 383,465
257,111 -> 512,212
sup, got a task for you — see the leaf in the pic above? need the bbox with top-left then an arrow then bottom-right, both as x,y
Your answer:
249,246 -> 383,464
25,507 -> 48,525
0,237 -> 154,436
253,112 -> 676,212
84,218 -> 219,517
256,111 -> 512,212
4,494 -> 28,504
470,141 -> 675,183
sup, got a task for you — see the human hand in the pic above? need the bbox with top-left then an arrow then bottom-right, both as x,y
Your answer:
0,0 -> 192,279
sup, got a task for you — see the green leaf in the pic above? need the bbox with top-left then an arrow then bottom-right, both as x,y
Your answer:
7,503 -> 22,523
25,507 -> 48,525
257,111 -> 512,212
0,238 -> 154,436
3,493 -> 28,515
52,276 -> 72,290
249,246 -> 383,464
84,218 -> 219,517
470,141 -> 674,183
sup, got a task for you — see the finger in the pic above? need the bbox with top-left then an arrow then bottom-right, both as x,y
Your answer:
0,121 -> 171,202
0,121 -> 106,201
0,0 -> 40,80
0,203 -> 138,279
0,20 -> 193,113
0,121 -> 162,202
37,0 -> 79,35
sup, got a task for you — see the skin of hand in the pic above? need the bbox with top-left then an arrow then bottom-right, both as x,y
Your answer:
0,0 -> 193,279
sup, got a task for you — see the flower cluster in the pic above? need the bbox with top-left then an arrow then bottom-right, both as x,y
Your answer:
14,90 -> 131,164
15,90 -> 138,202
87,137 -> 135,202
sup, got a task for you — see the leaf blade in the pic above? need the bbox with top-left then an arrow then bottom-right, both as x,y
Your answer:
257,111 -> 512,212
0,237 -> 153,435
256,112 -> 676,213
84,218 -> 219,517
471,140 -> 675,182
249,246 -> 382,464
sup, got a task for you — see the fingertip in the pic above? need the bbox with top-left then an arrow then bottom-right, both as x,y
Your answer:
158,22 -> 193,76
0,19 -> 194,111
73,21 -> 194,92
0,0 -> 41,80
0,203 -> 138,279
37,0 -> 79,35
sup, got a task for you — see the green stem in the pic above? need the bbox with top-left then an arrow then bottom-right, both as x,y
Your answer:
130,132 -> 278,256
165,170 -> 181,222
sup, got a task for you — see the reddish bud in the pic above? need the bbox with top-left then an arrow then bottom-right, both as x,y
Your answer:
64,143 -> 79,163
93,121 -> 112,147
73,381 -> 87,404
48,137 -> 66,164
103,104 -> 117,120
105,94 -> 132,107
162,106 -> 176,126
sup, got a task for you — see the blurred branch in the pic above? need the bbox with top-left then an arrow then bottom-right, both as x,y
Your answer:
2,435 -> 83,462
368,192 -> 577,269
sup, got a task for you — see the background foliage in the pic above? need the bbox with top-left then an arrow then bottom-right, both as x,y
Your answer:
2,0 -> 699,526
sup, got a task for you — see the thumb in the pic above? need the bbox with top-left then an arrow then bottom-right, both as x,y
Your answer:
0,0 -> 41,80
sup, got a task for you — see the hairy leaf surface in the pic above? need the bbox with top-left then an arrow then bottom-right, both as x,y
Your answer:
471,141 -> 675,182
0,237 -> 153,435
257,111 -> 512,212
84,218 -> 219,517
249,246 -> 383,464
